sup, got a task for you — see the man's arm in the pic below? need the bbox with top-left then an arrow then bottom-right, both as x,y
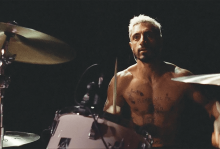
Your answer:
176,68 -> 220,148
103,69 -> 133,114
176,68 -> 219,119
190,85 -> 220,148
103,74 -> 125,115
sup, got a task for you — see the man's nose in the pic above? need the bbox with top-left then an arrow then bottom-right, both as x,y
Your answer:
140,35 -> 147,45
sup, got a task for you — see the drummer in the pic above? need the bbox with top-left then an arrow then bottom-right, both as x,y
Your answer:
103,14 -> 220,148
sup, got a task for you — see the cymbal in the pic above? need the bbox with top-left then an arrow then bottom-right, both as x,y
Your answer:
3,131 -> 40,147
0,22 -> 75,64
172,73 -> 220,86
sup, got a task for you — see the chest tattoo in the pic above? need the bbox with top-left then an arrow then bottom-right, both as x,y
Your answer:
130,88 -> 144,96
154,94 -> 171,101
126,89 -> 176,116
127,89 -> 172,102
128,94 -> 136,104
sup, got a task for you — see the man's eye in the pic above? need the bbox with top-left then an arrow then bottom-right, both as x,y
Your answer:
145,33 -> 154,39
133,35 -> 140,40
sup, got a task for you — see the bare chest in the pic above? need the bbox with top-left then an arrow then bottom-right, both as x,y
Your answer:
123,77 -> 188,115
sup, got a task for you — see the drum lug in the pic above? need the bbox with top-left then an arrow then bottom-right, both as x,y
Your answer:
138,142 -> 147,149
144,132 -> 153,145
138,141 -> 153,149
138,131 -> 153,149
88,130 -> 96,140
50,110 -> 60,136
88,129 -> 96,140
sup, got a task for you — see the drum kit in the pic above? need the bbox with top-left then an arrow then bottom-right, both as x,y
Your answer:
0,21 -> 220,149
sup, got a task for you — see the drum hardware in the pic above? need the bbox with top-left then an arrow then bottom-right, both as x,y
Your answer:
108,138 -> 124,149
76,78 -> 109,148
87,107 -> 109,149
88,121 -> 99,140
137,138 -> 152,149
134,126 -> 153,149
41,110 -> 61,146
89,114 -> 99,139
140,131 -> 153,145
138,142 -> 149,149
0,26 -> 17,148
0,21 -> 76,147
50,110 -> 60,136
140,131 -> 153,149
73,80 -> 103,116
82,81 -> 97,106
63,64 -> 105,142
88,121 -> 126,149
73,105 -> 91,116
74,64 -> 105,114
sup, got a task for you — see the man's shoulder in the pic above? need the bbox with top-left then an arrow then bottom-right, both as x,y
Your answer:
164,61 -> 193,77
117,64 -> 136,80
174,66 -> 193,77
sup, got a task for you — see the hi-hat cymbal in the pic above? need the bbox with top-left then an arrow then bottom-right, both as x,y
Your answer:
172,73 -> 220,86
3,131 -> 40,147
0,22 -> 75,64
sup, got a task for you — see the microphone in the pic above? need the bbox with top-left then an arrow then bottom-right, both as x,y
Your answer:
93,75 -> 104,106
82,73 -> 104,107
81,82 -> 96,106
74,64 -> 106,115
74,81 -> 98,116
98,75 -> 104,88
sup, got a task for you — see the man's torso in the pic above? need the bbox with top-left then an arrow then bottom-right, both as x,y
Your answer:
121,64 -> 192,147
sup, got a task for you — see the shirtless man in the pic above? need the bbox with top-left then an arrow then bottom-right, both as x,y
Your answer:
103,14 -> 220,148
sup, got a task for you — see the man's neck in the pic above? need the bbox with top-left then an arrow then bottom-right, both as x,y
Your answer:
136,59 -> 164,81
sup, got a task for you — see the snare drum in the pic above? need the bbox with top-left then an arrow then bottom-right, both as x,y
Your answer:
47,113 -> 148,149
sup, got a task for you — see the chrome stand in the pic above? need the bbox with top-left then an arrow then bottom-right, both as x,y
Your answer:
0,31 -> 16,148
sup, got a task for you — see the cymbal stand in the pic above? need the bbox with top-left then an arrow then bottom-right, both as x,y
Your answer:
0,31 -> 16,149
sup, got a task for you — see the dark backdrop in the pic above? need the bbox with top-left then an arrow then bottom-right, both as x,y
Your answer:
1,0 -> 220,148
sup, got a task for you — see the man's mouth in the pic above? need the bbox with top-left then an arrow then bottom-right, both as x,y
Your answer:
139,48 -> 148,51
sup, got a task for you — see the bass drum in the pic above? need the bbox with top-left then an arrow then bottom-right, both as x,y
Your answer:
47,113 -> 149,149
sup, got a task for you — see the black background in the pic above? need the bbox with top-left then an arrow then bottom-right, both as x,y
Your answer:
1,0 -> 220,148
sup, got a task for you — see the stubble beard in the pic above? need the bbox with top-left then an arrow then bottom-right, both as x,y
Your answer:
134,49 -> 159,63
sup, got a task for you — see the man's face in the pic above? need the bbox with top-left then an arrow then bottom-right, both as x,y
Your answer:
129,22 -> 162,63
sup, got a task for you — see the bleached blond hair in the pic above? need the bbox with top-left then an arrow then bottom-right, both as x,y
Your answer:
129,14 -> 162,38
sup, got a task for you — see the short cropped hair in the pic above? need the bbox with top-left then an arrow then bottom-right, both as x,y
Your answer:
129,14 -> 162,38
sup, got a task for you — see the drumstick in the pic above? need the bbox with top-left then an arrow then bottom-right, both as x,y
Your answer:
113,57 -> 117,114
